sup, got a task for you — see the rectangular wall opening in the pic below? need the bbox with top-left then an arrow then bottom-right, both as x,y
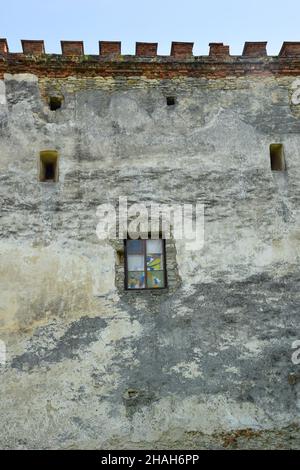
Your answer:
166,96 -> 176,106
270,144 -> 286,171
39,150 -> 59,182
49,96 -> 63,111
124,238 -> 167,290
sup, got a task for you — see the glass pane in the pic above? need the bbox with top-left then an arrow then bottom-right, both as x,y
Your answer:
147,254 -> 163,271
127,240 -> 144,254
146,239 -> 163,254
128,271 -> 145,289
127,255 -> 144,271
147,271 -> 165,288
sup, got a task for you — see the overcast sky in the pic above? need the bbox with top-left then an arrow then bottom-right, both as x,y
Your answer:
1,0 -> 299,56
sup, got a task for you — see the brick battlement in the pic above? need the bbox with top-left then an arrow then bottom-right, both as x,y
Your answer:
1,39 -> 300,79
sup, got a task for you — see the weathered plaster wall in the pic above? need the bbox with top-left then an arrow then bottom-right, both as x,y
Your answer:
0,72 -> 300,449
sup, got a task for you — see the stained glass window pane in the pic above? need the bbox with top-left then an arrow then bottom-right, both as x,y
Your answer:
128,271 -> 146,289
127,240 -> 144,254
146,254 -> 163,271
146,240 -> 163,254
127,255 -> 144,271
125,239 -> 166,290
147,271 -> 165,288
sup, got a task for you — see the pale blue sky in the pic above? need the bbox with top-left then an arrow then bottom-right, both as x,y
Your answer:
1,0 -> 299,55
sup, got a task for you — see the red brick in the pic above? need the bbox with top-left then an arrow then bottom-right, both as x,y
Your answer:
170,42 -> 193,57
136,42 -> 157,57
209,43 -> 230,58
0,38 -> 9,54
21,40 -> 45,55
279,42 -> 300,57
1,42 -> 300,80
243,42 -> 267,57
99,41 -> 121,56
61,41 -> 84,56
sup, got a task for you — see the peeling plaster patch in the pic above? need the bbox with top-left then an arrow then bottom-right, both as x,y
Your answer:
224,366 -> 240,375
0,241 -> 115,331
87,317 -> 143,381
11,316 -> 107,371
244,340 -> 263,354
193,348 -> 203,358
219,345 -> 230,351
4,73 -> 38,83
291,78 -> 300,105
109,94 -> 152,131
169,361 -> 203,379
100,319 -> 143,344
0,81 -> 6,105
128,394 -> 279,442
88,244 -> 115,297
171,305 -> 194,318
219,333 -> 238,351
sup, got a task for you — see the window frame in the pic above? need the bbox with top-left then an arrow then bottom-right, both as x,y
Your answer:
124,238 -> 168,291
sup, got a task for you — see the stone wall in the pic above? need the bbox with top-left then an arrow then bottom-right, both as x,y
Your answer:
0,48 -> 300,448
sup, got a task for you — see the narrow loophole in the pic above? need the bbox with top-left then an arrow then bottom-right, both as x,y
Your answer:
270,144 -> 285,171
39,150 -> 59,182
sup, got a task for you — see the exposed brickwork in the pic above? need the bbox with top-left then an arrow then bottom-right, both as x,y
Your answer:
170,42 -> 194,57
136,42 -> 158,57
21,40 -> 45,55
99,41 -> 121,56
0,38 -> 9,54
279,42 -> 300,57
243,42 -> 267,57
1,39 -> 300,79
61,41 -> 84,56
209,43 -> 230,58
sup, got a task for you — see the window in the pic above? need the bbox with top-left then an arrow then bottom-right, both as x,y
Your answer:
49,96 -> 63,111
270,144 -> 285,171
125,238 -> 167,290
39,150 -> 59,182
166,96 -> 176,106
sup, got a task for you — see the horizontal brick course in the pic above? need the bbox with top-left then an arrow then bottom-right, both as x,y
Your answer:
1,56 -> 300,80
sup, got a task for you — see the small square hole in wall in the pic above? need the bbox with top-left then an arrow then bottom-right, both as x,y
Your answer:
270,144 -> 286,171
39,150 -> 59,182
166,96 -> 176,106
49,96 -> 63,111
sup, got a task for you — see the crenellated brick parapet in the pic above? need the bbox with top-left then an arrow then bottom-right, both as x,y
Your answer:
1,39 -> 300,79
